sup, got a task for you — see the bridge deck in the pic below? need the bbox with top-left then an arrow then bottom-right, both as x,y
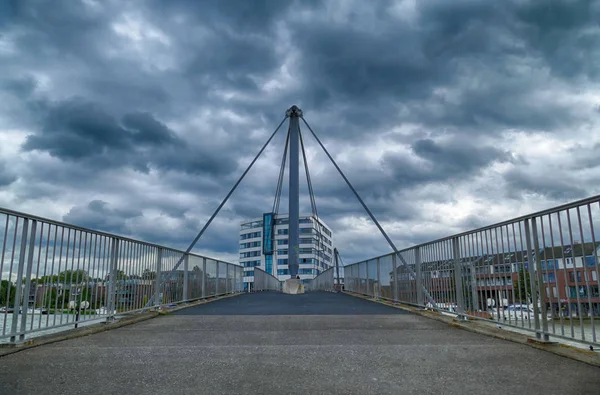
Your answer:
0,292 -> 597,394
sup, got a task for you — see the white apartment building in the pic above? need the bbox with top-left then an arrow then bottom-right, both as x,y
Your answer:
239,213 -> 334,290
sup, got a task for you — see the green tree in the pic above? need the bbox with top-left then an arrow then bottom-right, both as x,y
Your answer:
514,269 -> 538,304
0,280 -> 16,307
142,269 -> 155,280
59,270 -> 88,283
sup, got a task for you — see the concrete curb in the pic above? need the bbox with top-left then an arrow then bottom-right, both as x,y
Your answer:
343,291 -> 600,368
0,292 -> 242,358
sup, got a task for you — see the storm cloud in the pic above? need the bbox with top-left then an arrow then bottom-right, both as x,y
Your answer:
1,0 -> 599,263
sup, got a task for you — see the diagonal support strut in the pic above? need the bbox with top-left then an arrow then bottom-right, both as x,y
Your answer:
300,117 -> 438,309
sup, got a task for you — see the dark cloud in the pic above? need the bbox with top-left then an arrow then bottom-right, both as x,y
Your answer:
504,169 -> 588,201
63,200 -> 142,235
382,138 -> 512,187
21,97 -> 236,176
1,0 -> 599,265
0,162 -> 17,186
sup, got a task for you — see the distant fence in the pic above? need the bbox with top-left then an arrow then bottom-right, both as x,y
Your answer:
345,195 -> 600,345
307,267 -> 335,292
0,207 -> 243,344
252,267 -> 281,292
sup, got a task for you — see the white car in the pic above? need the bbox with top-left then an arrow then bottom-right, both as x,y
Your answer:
492,304 -> 547,321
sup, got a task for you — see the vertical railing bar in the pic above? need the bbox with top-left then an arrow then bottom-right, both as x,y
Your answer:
4,217 -> 19,337
504,224 -> 517,327
154,247 -> 162,309
183,253 -> 189,302
546,214 -> 564,336
135,242 -> 143,311
531,217 -> 550,341
539,216 -> 557,335
392,253 -> 398,303
576,206 -> 596,343
494,227 -> 509,326
0,215 -> 10,336
18,220 -> 36,341
124,240 -> 133,313
524,218 -> 542,339
72,231 -> 84,327
566,210 -> 585,341
89,234 -> 99,319
58,228 -> 72,326
30,222 -> 44,331
587,203 -> 600,343
556,212 -> 575,337
511,222 -> 523,327
10,218 -> 30,341
38,224 -> 52,330
518,222 -> 531,329
202,257 -> 207,298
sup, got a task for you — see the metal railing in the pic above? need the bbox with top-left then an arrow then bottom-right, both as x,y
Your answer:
252,267 -> 281,292
0,207 -> 243,343
307,267 -> 335,292
344,195 -> 600,345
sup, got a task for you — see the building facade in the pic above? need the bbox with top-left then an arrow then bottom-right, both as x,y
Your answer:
239,213 -> 334,290
385,242 -> 600,317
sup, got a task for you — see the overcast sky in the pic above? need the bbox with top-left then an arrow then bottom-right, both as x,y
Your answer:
1,0 -> 599,265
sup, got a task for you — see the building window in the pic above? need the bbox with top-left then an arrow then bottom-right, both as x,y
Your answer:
244,270 -> 254,277
277,239 -> 288,245
240,241 -> 261,249
299,218 -> 313,224
543,272 -> 556,283
240,231 -> 261,240
277,229 -> 288,235
277,259 -> 288,265
265,255 -> 273,275
585,256 -> 597,267
277,269 -> 289,275
277,249 -> 288,255
243,260 -> 261,268
568,271 -> 582,283
240,251 -> 261,258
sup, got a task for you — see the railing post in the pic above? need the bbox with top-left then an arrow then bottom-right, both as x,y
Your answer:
202,258 -> 207,297
106,238 -> 119,322
10,218 -> 30,343
530,217 -> 550,341
225,263 -> 230,294
183,253 -> 189,302
452,237 -> 466,318
154,248 -> 162,309
233,264 -> 237,294
524,219 -> 542,340
525,218 -> 549,341
19,220 -> 37,342
415,248 -> 424,306
215,261 -> 220,295
376,257 -> 381,299
392,253 -> 399,303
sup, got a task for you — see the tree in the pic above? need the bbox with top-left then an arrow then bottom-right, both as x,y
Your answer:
59,270 -> 88,284
514,269 -> 538,304
142,269 -> 156,280
0,280 -> 16,307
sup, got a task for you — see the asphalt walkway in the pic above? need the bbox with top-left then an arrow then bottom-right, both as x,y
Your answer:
0,292 -> 597,394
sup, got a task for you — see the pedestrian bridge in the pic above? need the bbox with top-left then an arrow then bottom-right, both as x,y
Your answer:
1,165 -> 600,393
1,291 -> 598,395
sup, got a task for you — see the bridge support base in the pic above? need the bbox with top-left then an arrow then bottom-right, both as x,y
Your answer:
282,279 -> 305,294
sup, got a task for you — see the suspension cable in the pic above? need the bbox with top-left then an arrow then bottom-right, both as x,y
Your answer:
272,127 -> 290,214
299,127 -> 326,270
144,116 -> 288,308
300,117 -> 438,309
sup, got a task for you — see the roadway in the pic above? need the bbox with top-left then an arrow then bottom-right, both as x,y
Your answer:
0,292 -> 597,394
